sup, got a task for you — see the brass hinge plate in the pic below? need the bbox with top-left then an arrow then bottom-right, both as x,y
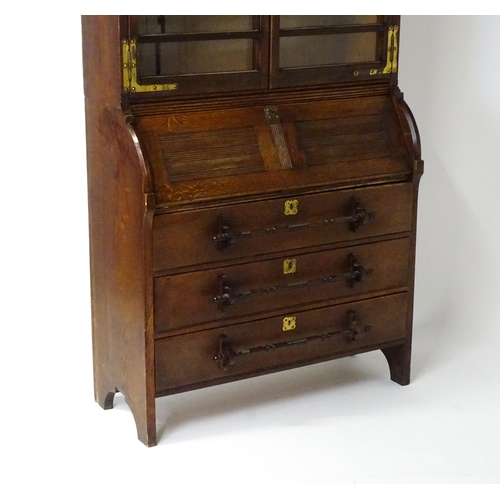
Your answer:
382,25 -> 399,74
353,25 -> 399,78
122,39 -> 179,93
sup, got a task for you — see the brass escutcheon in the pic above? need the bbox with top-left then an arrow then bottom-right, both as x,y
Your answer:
282,316 -> 297,331
284,199 -> 298,215
283,258 -> 297,274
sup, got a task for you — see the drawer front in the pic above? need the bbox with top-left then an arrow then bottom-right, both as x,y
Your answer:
154,237 -> 410,333
153,182 -> 412,273
155,292 -> 408,394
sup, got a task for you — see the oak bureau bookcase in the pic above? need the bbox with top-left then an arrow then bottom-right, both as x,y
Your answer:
82,15 -> 423,446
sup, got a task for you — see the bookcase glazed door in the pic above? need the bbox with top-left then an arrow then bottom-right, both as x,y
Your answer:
126,15 -> 270,97
269,15 -> 399,88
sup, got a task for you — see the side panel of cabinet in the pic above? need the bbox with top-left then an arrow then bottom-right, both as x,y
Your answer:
81,15 -> 126,106
82,16 -> 157,446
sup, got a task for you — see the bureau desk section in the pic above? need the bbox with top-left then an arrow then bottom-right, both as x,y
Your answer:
82,15 -> 423,447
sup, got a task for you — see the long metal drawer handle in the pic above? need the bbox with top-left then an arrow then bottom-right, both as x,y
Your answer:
213,197 -> 375,251
213,310 -> 368,370
213,254 -> 373,310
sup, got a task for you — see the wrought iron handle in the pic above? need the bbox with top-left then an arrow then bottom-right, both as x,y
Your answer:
213,310 -> 369,370
214,197 -> 375,251
213,254 -> 373,310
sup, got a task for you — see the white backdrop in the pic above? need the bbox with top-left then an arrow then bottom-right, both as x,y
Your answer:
401,15 -> 500,349
2,12 -> 500,491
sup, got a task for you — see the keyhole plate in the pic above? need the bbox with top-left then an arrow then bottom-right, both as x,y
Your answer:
284,199 -> 298,216
283,258 -> 297,274
282,316 -> 297,331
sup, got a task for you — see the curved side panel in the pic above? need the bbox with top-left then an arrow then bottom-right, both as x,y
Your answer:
391,87 -> 422,162
386,89 -> 424,388
127,121 -> 155,196
86,100 -> 157,446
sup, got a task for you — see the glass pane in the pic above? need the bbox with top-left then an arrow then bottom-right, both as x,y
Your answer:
280,15 -> 379,29
280,32 -> 378,68
138,15 -> 254,34
138,39 -> 254,77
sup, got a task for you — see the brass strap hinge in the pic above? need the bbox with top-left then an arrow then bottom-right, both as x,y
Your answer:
382,25 -> 399,74
122,39 -> 132,92
353,25 -> 399,78
121,39 -> 179,93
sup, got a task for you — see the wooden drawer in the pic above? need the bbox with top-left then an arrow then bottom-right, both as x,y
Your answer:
153,182 -> 412,273
154,237 -> 410,334
155,292 -> 408,394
